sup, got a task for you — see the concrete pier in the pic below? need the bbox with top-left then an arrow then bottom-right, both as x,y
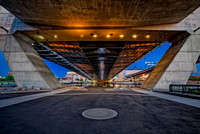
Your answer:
142,31 -> 200,91
0,34 -> 62,89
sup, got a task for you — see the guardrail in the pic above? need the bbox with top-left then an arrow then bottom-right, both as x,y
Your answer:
169,84 -> 200,94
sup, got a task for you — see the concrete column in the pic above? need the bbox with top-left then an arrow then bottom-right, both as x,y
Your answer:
0,33 -> 62,89
142,32 -> 200,91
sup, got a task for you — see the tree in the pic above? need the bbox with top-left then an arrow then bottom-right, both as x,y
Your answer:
0,78 -> 5,81
75,78 -> 79,81
80,79 -> 83,81
5,75 -> 14,81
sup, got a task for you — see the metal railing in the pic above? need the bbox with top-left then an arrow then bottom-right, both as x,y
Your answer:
169,84 -> 200,94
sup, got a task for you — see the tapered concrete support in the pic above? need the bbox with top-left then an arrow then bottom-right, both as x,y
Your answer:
0,33 -> 62,89
142,32 -> 200,91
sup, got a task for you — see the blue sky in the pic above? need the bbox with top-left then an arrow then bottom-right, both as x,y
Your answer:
0,51 -> 10,77
0,42 -> 199,78
0,51 -> 70,78
43,59 -> 70,78
128,42 -> 170,69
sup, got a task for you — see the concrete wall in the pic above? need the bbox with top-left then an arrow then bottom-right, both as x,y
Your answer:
142,31 -> 200,91
0,6 -> 15,34
132,7 -> 200,32
0,34 -> 62,89
0,6 -> 62,89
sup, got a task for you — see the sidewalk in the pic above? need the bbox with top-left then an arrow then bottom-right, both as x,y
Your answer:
1,87 -> 200,109
0,87 -> 71,108
134,88 -> 200,108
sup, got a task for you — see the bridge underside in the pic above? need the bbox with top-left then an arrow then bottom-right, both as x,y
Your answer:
1,0 -> 200,27
0,0 -> 199,90
27,29 -> 184,81
34,41 -> 160,80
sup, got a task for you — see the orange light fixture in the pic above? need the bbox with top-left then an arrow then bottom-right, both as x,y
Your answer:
119,34 -> 124,38
145,35 -> 150,39
132,34 -> 137,38
36,35 -> 44,39
54,35 -> 58,38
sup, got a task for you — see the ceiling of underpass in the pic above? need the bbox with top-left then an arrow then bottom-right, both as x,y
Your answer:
25,29 -> 187,80
32,29 -> 185,80
1,0 -> 200,27
1,0 -> 198,80
21,30 -> 181,42
34,41 -> 162,80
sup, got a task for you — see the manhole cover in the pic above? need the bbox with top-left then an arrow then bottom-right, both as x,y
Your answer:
82,108 -> 118,120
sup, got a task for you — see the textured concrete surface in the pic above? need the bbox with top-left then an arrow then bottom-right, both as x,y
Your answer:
0,87 -> 200,134
0,2 -> 199,90
131,7 -> 200,32
0,91 -> 49,100
1,0 -> 200,27
0,34 -> 62,89
0,6 -> 14,34
134,88 -> 200,108
8,7 -> 200,41
21,29 -> 184,42
8,7 -> 200,42
142,31 -> 200,91
64,86 -> 142,94
0,87 -> 70,108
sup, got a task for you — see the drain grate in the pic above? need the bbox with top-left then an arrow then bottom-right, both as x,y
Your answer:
82,108 -> 118,120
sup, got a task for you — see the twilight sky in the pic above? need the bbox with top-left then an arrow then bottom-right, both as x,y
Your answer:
0,42 -> 199,78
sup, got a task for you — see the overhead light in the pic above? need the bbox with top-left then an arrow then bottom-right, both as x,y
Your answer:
40,36 -> 44,39
93,34 -> 97,38
81,35 -> 84,37
107,35 -> 110,38
54,35 -> 58,38
145,35 -> 150,39
36,35 -> 44,39
119,34 -> 124,38
132,34 -> 137,38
